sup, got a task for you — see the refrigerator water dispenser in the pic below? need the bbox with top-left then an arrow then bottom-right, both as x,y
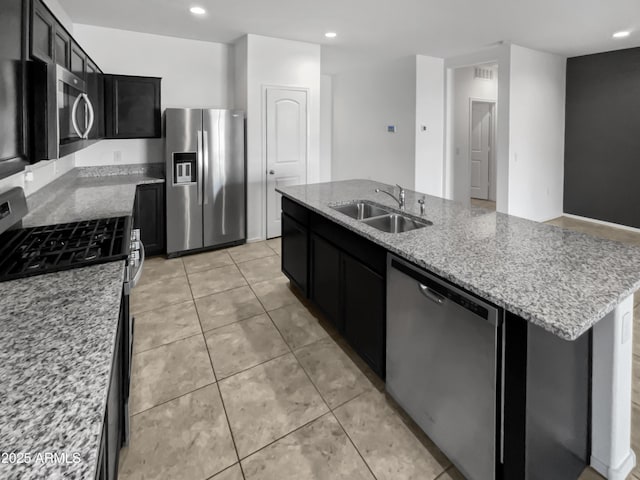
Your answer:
173,152 -> 196,184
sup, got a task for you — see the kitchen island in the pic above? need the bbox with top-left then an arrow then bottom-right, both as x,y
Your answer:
277,179 -> 640,480
0,165 -> 164,480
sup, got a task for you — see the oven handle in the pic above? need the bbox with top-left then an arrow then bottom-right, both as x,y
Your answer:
70,94 -> 84,139
130,242 -> 145,289
81,94 -> 95,139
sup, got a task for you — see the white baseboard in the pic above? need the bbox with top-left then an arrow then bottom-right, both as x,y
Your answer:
562,213 -> 640,234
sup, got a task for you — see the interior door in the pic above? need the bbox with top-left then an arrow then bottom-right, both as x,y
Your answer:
265,88 -> 308,239
470,102 -> 492,200
202,109 -> 246,247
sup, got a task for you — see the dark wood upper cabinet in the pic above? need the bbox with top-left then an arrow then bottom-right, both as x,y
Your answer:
53,26 -> 70,68
0,0 -> 28,177
104,75 -> 162,139
70,40 -> 86,79
30,0 -> 55,63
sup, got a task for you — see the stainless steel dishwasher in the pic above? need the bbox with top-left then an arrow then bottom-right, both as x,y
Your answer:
386,254 -> 502,480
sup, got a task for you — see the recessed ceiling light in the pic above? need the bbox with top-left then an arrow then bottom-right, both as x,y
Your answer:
613,30 -> 630,38
190,6 -> 206,15
325,32 -> 337,38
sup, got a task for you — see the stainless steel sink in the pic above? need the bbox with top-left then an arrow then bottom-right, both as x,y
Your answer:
362,213 -> 432,233
331,201 -> 392,220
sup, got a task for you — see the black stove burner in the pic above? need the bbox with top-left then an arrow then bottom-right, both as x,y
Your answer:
0,217 -> 131,282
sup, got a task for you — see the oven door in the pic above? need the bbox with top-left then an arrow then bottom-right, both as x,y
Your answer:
56,65 -> 95,158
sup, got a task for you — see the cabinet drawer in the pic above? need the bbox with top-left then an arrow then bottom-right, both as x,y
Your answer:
310,212 -> 386,275
282,197 -> 309,227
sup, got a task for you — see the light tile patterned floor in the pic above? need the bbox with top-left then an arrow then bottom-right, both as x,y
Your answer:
122,217 -> 640,480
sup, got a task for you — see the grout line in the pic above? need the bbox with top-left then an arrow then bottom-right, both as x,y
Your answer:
331,410 -> 379,480
215,350 -> 292,383
130,380 -> 217,418
133,331 -> 203,356
237,411 -> 334,461
190,267 -> 247,480
205,462 -> 244,480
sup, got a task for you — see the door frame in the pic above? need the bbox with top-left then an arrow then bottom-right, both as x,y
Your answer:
262,84 -> 311,239
468,98 -> 497,202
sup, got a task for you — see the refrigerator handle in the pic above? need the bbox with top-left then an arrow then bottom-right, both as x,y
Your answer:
203,130 -> 209,205
197,130 -> 203,206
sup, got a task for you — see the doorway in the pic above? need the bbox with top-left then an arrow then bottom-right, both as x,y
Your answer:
446,62 -> 498,211
264,87 -> 309,239
470,99 -> 496,210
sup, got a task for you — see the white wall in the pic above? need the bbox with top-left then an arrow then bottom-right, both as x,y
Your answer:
508,44 -> 566,222
320,74 -> 333,182
43,0 -> 72,32
0,155 -> 75,197
415,55 -> 445,197
72,24 -> 234,166
236,34 -> 321,241
451,64 -> 498,203
332,56 -> 417,188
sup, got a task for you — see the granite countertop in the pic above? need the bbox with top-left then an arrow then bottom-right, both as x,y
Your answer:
0,164 -> 165,479
0,262 -> 125,480
23,164 -> 165,227
277,179 -> 640,340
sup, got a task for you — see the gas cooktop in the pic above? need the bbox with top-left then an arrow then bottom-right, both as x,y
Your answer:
0,217 -> 131,282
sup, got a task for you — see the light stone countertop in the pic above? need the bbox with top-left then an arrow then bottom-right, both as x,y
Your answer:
277,179 -> 640,341
23,164 -> 164,227
0,164 -> 165,479
0,262 -> 125,480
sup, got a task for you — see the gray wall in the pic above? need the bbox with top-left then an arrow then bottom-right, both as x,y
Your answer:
564,47 -> 640,228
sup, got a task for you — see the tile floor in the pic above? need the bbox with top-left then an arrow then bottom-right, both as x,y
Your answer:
120,216 -> 640,480
470,198 -> 496,211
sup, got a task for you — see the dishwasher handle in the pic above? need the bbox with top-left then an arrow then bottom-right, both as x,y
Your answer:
419,284 -> 446,305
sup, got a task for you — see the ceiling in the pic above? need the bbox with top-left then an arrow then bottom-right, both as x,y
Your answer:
58,0 -> 640,73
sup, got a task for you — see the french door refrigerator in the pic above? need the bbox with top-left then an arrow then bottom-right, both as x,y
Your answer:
165,108 -> 245,255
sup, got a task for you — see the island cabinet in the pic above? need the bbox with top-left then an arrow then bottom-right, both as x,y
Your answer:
281,197 -> 387,378
281,197 -> 309,295
133,183 -> 165,256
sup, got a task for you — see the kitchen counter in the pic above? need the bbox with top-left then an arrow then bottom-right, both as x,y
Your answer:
277,179 -> 640,340
0,261 -> 125,480
23,164 -> 165,227
0,164 -> 165,479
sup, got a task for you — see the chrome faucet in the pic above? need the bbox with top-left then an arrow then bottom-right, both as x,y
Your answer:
418,196 -> 426,216
375,184 -> 406,210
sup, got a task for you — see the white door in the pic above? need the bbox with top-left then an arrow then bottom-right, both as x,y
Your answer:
470,102 -> 492,200
266,88 -> 308,239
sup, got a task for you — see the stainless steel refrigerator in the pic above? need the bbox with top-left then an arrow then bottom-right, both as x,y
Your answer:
165,108 -> 245,255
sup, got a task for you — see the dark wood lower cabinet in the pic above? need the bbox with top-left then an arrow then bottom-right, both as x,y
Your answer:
106,320 -> 123,480
310,234 -> 342,331
282,213 -> 308,295
133,183 -> 165,256
282,196 -> 387,379
342,253 -> 385,377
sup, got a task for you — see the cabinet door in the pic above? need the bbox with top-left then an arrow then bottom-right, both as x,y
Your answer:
105,75 -> 161,138
134,184 -> 165,256
70,41 -> 86,79
282,213 -> 308,295
106,321 -> 123,480
342,252 -> 385,377
53,26 -> 70,68
31,0 -> 55,63
310,234 -> 342,331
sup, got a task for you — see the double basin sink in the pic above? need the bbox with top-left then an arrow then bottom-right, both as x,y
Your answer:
331,201 -> 432,233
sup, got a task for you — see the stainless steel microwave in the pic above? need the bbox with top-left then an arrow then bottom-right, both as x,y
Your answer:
30,63 -> 96,160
